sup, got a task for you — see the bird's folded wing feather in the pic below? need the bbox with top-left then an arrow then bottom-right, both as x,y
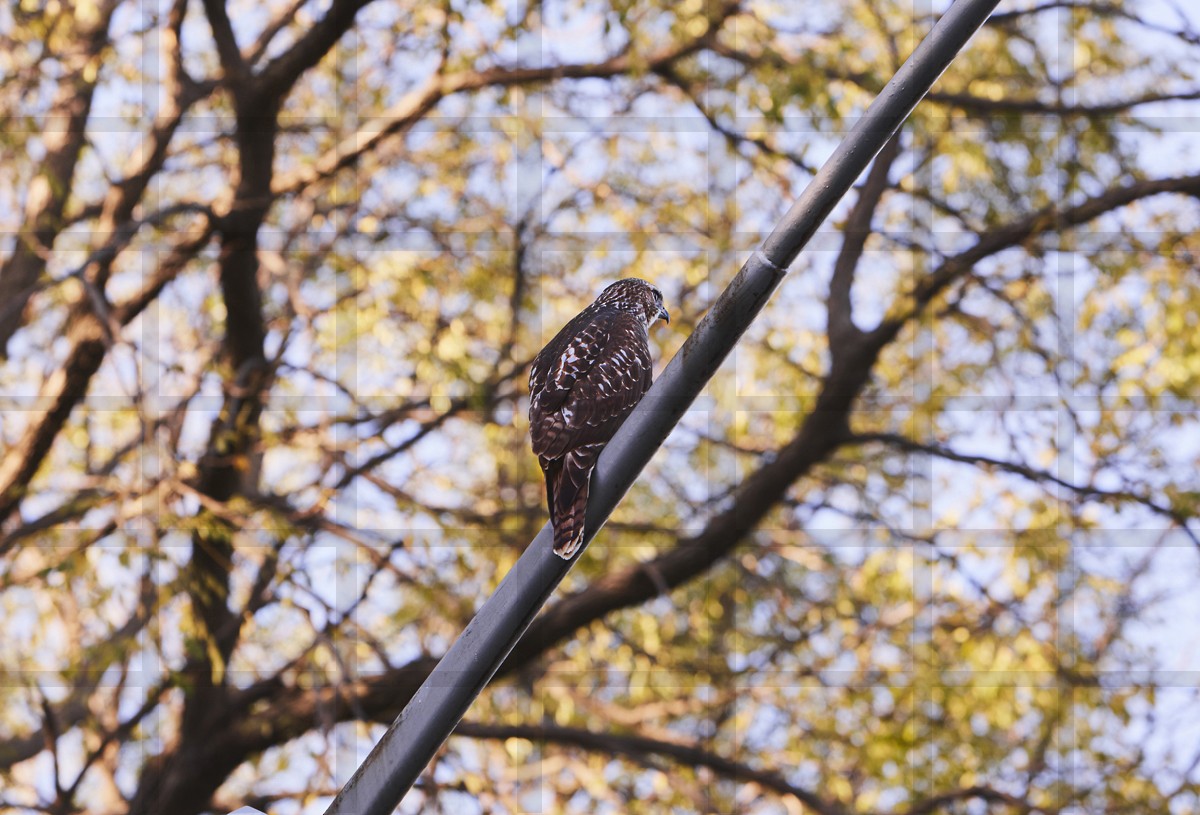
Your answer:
530,312 -> 652,460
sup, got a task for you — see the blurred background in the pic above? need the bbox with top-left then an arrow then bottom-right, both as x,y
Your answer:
1,0 -> 1198,812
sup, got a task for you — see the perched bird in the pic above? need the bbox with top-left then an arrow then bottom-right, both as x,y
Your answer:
529,279 -> 670,559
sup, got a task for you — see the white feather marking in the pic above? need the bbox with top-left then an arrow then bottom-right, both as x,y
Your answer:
552,343 -> 583,385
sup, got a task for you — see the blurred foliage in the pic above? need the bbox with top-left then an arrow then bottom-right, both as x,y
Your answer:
1,0 -> 1199,813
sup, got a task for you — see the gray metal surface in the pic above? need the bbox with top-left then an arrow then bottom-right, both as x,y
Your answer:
324,0 -> 1002,811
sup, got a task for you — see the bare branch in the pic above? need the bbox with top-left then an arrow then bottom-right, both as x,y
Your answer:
654,63 -> 819,174
987,2 -> 1200,48
455,721 -> 839,815
0,224 -> 213,530
893,784 -> 1036,815
926,87 -> 1200,118
0,570 -> 157,772
0,2 -> 118,354
849,432 -> 1200,547
273,1 -> 742,196
254,0 -> 377,102
828,130 -> 900,354
244,0 -> 310,66
869,172 -> 1200,348
200,0 -> 251,87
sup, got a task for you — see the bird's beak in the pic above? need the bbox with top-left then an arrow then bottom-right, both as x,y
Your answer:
658,306 -> 670,324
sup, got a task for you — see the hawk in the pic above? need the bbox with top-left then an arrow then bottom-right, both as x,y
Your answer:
529,279 -> 670,559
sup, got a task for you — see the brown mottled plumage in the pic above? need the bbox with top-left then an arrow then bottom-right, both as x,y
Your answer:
529,279 -> 669,559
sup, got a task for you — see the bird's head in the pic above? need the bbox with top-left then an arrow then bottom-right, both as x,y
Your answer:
595,278 -> 670,329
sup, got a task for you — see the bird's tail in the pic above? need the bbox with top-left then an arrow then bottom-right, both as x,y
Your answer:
550,448 -> 598,560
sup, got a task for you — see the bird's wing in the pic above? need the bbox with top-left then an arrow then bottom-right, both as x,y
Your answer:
530,311 -> 652,461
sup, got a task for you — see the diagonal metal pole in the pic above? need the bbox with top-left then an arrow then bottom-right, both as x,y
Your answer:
325,0 -> 1001,811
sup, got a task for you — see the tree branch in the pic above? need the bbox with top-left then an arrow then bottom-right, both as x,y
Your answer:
0,570 -> 157,772
272,1 -> 741,196
828,130 -> 900,355
186,169 -> 1200,799
0,1 -> 118,355
654,63 -> 819,174
243,0 -> 310,66
868,172 -> 1200,350
926,87 -> 1200,118
848,432 -> 1200,546
200,0 -> 251,87
254,0 -> 377,102
0,222 -> 214,531
455,721 -> 839,815
893,784 -> 1035,815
